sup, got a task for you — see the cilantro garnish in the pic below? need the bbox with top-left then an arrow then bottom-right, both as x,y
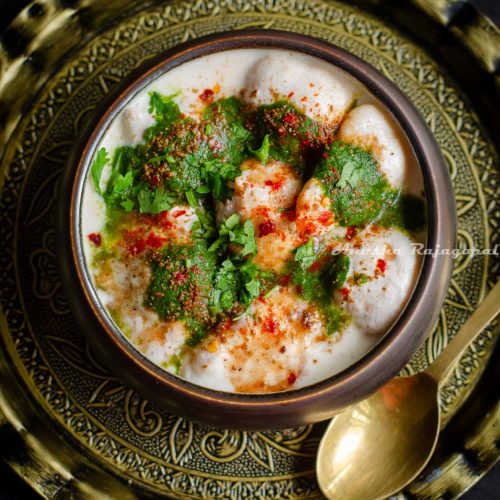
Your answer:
231,220 -> 258,256
209,257 -> 262,315
206,215 -> 264,316
137,187 -> 174,214
337,160 -> 362,189
120,199 -> 135,212
200,159 -> 241,201
90,147 -> 109,195
109,170 -> 134,197
185,189 -> 198,208
148,91 -> 181,124
249,134 -> 270,164
209,215 -> 257,257
191,208 -> 216,240
294,238 -> 318,269
209,259 -> 239,314
239,259 -> 261,304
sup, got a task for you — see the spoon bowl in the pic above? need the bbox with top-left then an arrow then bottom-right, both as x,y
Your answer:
317,373 -> 439,500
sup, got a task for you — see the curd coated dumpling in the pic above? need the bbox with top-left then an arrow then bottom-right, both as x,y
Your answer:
217,158 -> 302,221
335,227 -> 421,336
93,205 -> 200,351
295,177 -> 337,238
121,106 -> 154,145
243,54 -> 357,126
217,158 -> 304,272
180,347 -> 234,392
181,286 -> 324,393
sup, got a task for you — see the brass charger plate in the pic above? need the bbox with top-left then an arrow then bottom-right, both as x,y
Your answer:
0,0 -> 498,498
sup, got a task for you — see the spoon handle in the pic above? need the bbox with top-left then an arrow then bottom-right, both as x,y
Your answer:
426,280 -> 500,385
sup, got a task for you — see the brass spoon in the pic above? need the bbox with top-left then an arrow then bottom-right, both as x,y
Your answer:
316,280 -> 500,500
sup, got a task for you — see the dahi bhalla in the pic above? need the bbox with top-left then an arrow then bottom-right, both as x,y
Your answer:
81,49 -> 426,393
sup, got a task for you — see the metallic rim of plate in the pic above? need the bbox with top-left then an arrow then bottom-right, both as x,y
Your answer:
0,0 -> 498,498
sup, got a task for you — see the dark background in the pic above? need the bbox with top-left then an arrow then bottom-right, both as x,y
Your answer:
0,0 -> 498,498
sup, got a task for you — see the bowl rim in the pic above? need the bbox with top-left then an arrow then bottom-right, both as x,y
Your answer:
59,29 -> 456,429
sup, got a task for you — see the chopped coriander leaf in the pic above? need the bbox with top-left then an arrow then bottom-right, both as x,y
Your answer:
120,199 -> 135,212
104,146 -> 141,200
91,147 -> 109,195
185,189 -> 198,208
207,214 -> 271,315
222,213 -> 240,230
147,154 -> 176,165
209,213 -> 240,252
96,146 -> 150,213
209,259 -> 239,314
239,259 -> 261,305
110,170 -> 134,196
230,220 -> 257,257
209,215 -> 257,257
147,91 -> 181,125
294,238 -> 317,269
249,134 -> 270,164
209,256 -> 265,315
137,187 -> 175,214
191,208 -> 216,240
200,159 -> 240,201
196,185 -> 210,194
